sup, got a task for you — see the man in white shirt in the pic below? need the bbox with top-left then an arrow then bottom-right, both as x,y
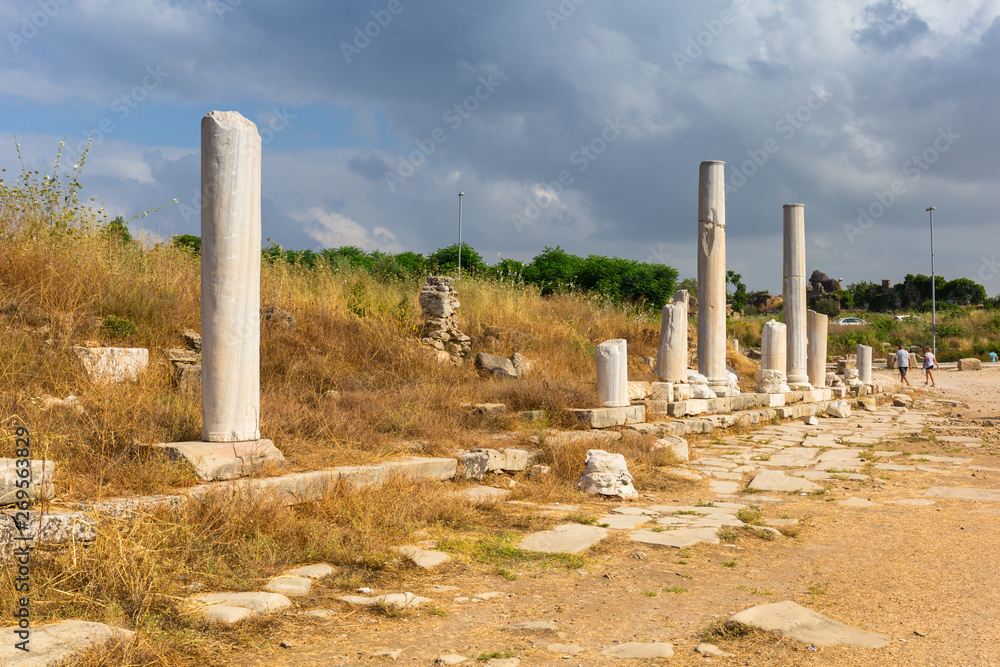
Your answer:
895,344 -> 911,387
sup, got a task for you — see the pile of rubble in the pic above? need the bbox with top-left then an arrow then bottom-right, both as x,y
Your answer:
418,277 -> 472,364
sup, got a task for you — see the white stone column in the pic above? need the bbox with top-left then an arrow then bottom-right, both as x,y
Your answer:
697,160 -> 729,394
596,339 -> 629,408
655,290 -> 689,383
201,110 -> 262,443
783,204 -> 811,390
760,319 -> 787,374
807,310 -> 828,389
857,344 -> 873,385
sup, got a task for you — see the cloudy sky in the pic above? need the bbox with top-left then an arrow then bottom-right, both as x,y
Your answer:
1,0 -> 997,293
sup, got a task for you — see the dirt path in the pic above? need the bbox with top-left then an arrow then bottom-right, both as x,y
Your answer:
224,368 -> 1000,666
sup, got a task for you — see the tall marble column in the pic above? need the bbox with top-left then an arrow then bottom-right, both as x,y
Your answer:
807,310 -> 829,389
201,111 -> 263,442
857,344 -> 873,385
697,161 -> 729,394
656,290 -> 689,383
596,339 -> 629,407
783,204 -> 811,390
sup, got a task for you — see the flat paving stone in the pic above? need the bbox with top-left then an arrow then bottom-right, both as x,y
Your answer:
730,600 -> 891,648
451,486 -> 512,504
837,497 -> 881,508
924,486 -> 1000,502
542,643 -> 585,654
393,545 -> 451,569
284,563 -> 334,579
709,480 -> 741,494
747,470 -> 822,493
598,642 -> 674,659
630,527 -> 721,548
885,499 -> 936,506
598,514 -> 653,529
501,621 -> 559,632
875,463 -> 913,472
0,620 -> 135,666
264,575 -> 312,597
193,591 -> 292,616
910,455 -> 972,464
609,506 -> 660,516
518,523 -> 608,554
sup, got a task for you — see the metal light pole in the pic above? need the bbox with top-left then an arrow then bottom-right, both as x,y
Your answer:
926,206 -> 936,355
457,192 -> 464,279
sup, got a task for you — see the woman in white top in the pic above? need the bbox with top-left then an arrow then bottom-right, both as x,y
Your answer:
923,347 -> 939,387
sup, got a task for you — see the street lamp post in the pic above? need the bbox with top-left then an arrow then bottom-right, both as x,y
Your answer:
458,192 -> 464,280
926,206 -> 936,355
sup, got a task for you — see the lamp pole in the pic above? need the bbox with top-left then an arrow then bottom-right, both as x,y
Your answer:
926,206 -> 936,355
458,192 -> 464,279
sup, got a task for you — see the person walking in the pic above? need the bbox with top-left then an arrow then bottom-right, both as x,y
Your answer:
923,346 -> 939,387
989,350 -> 998,363
895,344 -> 911,387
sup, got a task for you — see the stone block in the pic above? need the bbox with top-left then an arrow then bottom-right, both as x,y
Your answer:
72,346 -> 149,383
766,393 -> 786,407
653,435 -> 689,461
501,448 -> 538,471
475,353 -> 518,379
650,382 -> 673,401
826,400 -> 852,418
570,405 -> 645,428
152,439 -> 285,481
461,403 -> 506,415
642,400 -> 672,419
673,383 -> 694,401
176,364 -> 202,392
784,391 -> 805,404
706,397 -> 734,413
886,354 -> 897,369
957,358 -> 982,371
0,458 -> 55,506
830,386 -> 847,398
730,601 -> 890,648
627,381 -> 652,400
577,450 -> 637,499
666,400 -> 708,417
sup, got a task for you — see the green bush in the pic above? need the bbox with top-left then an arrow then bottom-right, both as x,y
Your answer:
172,234 -> 201,255
102,315 -> 137,339
812,297 -> 840,318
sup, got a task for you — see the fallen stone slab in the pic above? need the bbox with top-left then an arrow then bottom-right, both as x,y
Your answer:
264,575 -> 312,597
747,470 -> 822,493
923,486 -> 1000,502
192,591 -> 293,623
337,592 -> 432,609
875,463 -> 913,472
570,405 -> 646,429
630,526 -> 721,548
609,506 -> 660,516
730,600 -> 890,648
151,439 -> 285,481
393,545 -> 451,569
885,499 -> 935,506
450,486 -> 512,505
598,642 -> 674,659
518,523 -> 609,554
72,346 -> 149,383
0,620 -> 135,666
653,435 -> 689,461
577,449 -> 637,499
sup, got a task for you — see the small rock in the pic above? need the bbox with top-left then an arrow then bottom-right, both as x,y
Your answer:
373,648 -> 404,660
599,642 -> 674,659
435,655 -> 469,665
914,630 -> 927,637
632,551 -> 648,560
323,390 -> 341,399
279,640 -> 293,649
694,643 -> 734,657
803,416 -> 819,426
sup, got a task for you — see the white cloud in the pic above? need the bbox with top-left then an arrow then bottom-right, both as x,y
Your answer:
292,206 -> 404,253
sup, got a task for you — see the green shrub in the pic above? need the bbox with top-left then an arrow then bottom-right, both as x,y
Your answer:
102,315 -> 137,339
812,297 -> 840,317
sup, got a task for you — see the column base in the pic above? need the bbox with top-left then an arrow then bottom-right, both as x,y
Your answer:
151,439 -> 285,481
787,381 -> 813,391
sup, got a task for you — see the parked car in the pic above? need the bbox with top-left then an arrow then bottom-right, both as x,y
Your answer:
893,314 -> 918,322
836,317 -> 866,325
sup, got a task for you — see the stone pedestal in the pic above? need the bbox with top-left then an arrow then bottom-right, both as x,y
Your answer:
655,291 -> 689,383
596,339 -> 629,408
201,110 -> 263,443
857,345 -> 873,384
807,310 -> 828,389
697,161 -> 729,393
783,204 -> 811,390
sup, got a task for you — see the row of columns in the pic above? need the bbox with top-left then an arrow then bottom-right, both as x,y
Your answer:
652,161 -> 839,396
